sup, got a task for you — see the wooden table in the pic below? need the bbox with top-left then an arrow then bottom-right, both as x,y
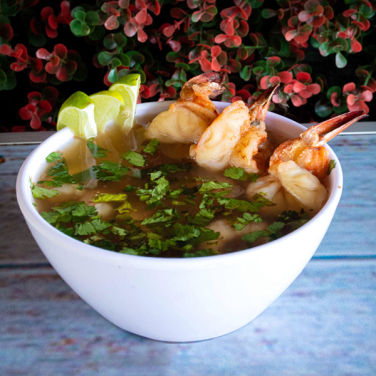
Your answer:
1,128 -> 375,376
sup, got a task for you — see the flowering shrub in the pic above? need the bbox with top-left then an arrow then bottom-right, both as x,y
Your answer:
0,0 -> 375,131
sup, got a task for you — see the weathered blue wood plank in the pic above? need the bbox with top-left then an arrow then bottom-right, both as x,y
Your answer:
316,136 -> 376,255
0,260 -> 375,376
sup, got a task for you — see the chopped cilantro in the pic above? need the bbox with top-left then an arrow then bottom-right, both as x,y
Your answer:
327,159 -> 336,175
242,221 -> 285,244
148,163 -> 192,176
120,247 -> 139,255
75,222 -> 97,236
93,193 -> 128,202
233,212 -> 262,231
143,139 -> 160,155
191,208 -> 215,226
199,181 -> 232,193
172,224 -> 200,241
46,152 -> 63,163
46,159 -> 76,187
141,208 -> 177,225
242,230 -> 267,244
124,185 -> 136,192
223,167 -> 256,182
31,183 -> 60,199
137,176 -> 170,206
87,140 -> 107,158
150,171 -> 162,181
93,162 -> 129,182
122,150 -> 145,167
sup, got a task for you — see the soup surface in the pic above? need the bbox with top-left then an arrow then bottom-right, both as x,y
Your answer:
32,124 -> 315,257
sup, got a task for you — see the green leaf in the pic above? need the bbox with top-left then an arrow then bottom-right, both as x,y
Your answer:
242,230 -> 268,243
70,19 -> 90,37
108,67 -> 118,83
93,161 -> 129,181
97,51 -> 113,66
87,140 -> 107,158
46,152 -> 63,163
261,8 -> 277,18
199,181 -> 232,193
233,212 -> 262,231
31,184 -> 60,199
335,52 -> 347,68
86,10 -> 100,25
143,139 -> 160,155
75,222 -> 96,236
122,150 -> 145,167
240,65 -> 252,81
224,167 -> 249,181
93,193 -> 128,202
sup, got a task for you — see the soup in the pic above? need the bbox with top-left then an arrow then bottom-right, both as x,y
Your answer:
31,121 -> 316,258
32,72 -> 363,258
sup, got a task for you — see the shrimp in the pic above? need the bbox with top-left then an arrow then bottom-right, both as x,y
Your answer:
145,72 -> 224,144
189,100 -> 250,171
247,110 -> 367,213
190,85 -> 278,172
229,85 -> 278,173
269,110 -> 367,180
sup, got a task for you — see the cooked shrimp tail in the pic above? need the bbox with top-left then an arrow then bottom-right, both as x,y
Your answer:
180,72 -> 224,101
269,110 -> 367,180
249,84 -> 279,123
303,110 -> 367,146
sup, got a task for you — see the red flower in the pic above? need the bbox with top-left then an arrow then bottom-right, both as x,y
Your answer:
0,43 -> 46,83
36,44 -> 78,81
189,46 -> 228,73
337,27 -> 362,53
343,82 -> 373,113
260,71 -> 293,89
283,71 -> 321,106
19,87 -> 58,130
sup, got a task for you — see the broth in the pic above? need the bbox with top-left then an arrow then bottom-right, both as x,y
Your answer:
33,124 -> 314,257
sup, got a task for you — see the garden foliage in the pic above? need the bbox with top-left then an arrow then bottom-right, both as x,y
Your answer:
0,0 -> 375,131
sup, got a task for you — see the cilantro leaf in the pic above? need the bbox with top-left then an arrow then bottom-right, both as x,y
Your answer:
123,150 -> 145,167
242,221 -> 285,244
143,139 -> 160,155
172,224 -> 200,241
242,230 -> 268,243
223,167 -> 247,181
87,140 -> 108,158
141,208 -> 177,225
93,162 -> 129,182
233,212 -> 262,231
93,193 -> 128,202
46,152 -> 63,163
31,183 -> 60,199
199,181 -> 232,193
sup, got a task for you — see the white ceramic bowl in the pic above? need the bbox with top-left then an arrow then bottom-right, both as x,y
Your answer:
16,101 -> 342,342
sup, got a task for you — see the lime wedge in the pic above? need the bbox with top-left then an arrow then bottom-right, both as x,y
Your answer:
89,90 -> 124,133
109,73 -> 141,133
57,91 -> 97,139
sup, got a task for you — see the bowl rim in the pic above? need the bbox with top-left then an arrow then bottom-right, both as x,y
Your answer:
16,101 -> 343,268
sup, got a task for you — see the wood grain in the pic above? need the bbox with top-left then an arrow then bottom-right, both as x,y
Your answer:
1,260 -> 375,376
